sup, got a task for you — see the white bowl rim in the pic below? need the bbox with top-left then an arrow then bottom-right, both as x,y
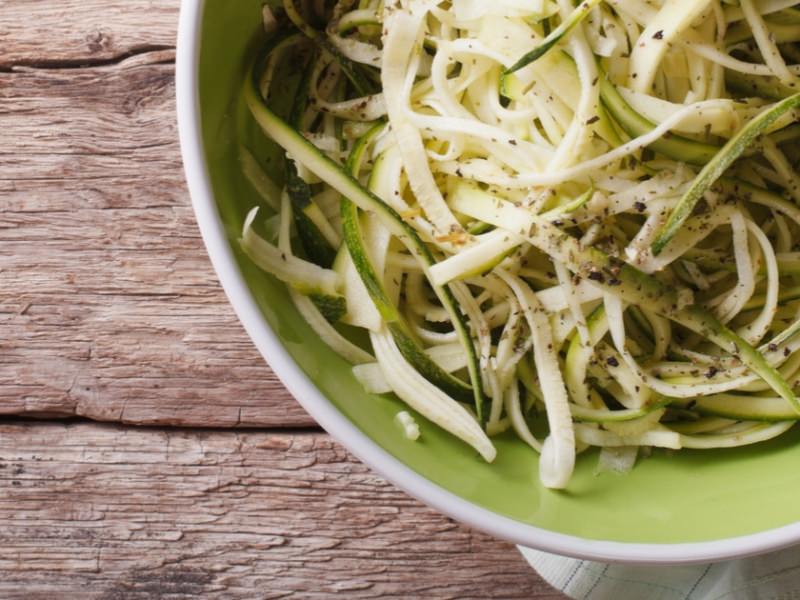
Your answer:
176,0 -> 800,565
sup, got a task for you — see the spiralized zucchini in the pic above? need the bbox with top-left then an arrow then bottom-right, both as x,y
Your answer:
240,0 -> 800,489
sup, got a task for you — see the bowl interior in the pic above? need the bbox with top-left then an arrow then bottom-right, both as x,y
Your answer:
196,0 -> 800,546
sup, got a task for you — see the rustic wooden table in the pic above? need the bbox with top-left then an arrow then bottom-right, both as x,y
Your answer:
1,2 -> 567,597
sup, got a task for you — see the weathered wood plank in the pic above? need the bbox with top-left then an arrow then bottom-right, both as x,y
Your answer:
0,422 -> 563,599
0,51 -> 312,427
0,0 -> 178,66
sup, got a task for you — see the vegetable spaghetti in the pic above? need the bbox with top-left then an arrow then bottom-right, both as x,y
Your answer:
239,0 -> 800,488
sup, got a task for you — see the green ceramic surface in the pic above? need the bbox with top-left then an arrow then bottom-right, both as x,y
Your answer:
197,0 -> 800,544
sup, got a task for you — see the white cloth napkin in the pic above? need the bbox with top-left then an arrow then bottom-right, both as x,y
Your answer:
519,545 -> 800,599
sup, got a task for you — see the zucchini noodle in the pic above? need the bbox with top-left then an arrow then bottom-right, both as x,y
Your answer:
240,0 -> 800,490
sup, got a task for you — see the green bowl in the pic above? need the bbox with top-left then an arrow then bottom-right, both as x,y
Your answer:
176,0 -> 800,563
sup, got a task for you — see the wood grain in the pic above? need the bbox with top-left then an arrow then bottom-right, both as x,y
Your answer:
0,422 -> 561,599
0,1 -> 313,428
0,1 -> 177,66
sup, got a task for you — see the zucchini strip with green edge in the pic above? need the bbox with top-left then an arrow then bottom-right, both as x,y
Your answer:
501,0 -> 602,93
450,184 -> 800,414
285,163 -> 338,267
307,292 -> 347,323
564,304 -> 608,408
370,328 -> 496,461
684,394 -> 800,422
540,184 -> 595,219
679,422 -> 795,449
570,400 -> 673,423
239,207 -> 341,298
599,75 -> 719,166
284,51 -> 338,268
725,70 -> 798,101
651,93 -> 800,256
341,124 -> 473,402
244,50 -> 488,423
283,0 -> 376,96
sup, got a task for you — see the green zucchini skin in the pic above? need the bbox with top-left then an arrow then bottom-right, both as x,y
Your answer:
725,70 -> 798,101
682,306 -> 800,415
541,185 -> 595,219
651,93 -> 800,256
503,0 -> 602,79
284,53 -> 337,268
571,400 -> 672,423
244,47 -> 488,423
285,162 -> 337,268
283,0 -> 377,96
599,76 -> 719,166
689,395 -> 800,422
309,292 -> 347,323
341,198 -> 474,402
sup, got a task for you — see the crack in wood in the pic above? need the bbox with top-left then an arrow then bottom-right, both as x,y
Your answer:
0,45 -> 176,72
0,416 -> 325,435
